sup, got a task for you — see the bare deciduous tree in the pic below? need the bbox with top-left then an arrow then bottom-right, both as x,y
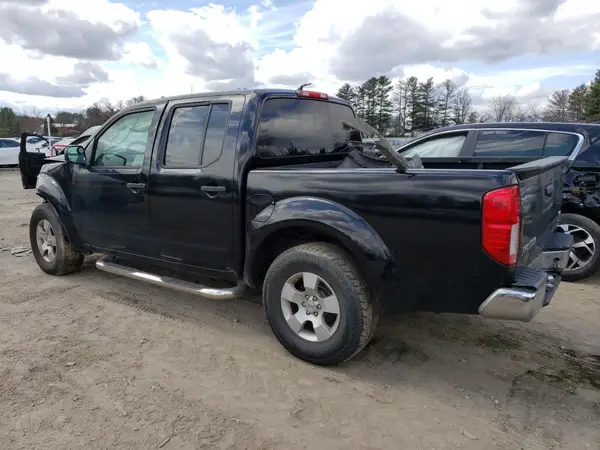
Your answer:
527,104 -> 543,122
451,87 -> 473,124
490,94 -> 518,122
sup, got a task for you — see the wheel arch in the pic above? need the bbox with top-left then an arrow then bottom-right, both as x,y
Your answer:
244,196 -> 393,292
35,174 -> 85,250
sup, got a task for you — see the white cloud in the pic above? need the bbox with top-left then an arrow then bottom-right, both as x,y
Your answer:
0,0 -> 598,113
122,42 -> 158,68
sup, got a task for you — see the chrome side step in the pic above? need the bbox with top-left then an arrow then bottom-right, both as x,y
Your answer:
95,257 -> 245,300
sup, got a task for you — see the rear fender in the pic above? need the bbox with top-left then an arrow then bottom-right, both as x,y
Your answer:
245,196 -> 393,290
36,173 -> 85,250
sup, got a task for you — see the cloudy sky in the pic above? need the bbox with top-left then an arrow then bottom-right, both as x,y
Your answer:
0,0 -> 599,114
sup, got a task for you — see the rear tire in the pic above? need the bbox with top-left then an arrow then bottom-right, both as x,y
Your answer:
557,213 -> 600,282
30,203 -> 84,276
263,242 -> 378,366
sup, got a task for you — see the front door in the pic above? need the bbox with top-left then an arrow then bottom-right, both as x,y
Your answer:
147,95 -> 244,274
70,108 -> 157,256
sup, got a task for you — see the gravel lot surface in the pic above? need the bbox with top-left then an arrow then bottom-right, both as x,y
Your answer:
0,170 -> 599,450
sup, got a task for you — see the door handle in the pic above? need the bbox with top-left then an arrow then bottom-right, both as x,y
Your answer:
126,182 -> 146,193
201,186 -> 226,193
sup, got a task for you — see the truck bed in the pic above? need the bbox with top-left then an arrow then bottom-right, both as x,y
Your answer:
246,156 -> 567,315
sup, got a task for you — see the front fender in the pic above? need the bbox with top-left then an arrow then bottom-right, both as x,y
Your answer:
36,173 -> 85,250
245,196 -> 393,288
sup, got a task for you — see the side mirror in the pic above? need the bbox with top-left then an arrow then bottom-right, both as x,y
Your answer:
64,145 -> 87,165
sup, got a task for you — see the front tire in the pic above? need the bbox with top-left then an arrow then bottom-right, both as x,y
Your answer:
263,242 -> 378,366
556,213 -> 600,282
29,203 -> 84,275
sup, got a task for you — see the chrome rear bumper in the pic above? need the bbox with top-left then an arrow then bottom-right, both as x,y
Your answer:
478,233 -> 573,322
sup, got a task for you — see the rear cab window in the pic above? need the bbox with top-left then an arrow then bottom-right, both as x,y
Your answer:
256,97 -> 355,158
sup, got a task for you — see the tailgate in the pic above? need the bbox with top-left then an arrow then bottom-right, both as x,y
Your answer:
508,156 -> 568,266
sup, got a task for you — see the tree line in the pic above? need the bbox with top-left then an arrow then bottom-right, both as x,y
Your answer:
0,96 -> 147,138
336,69 -> 600,135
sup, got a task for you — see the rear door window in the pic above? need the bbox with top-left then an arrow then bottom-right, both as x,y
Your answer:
256,98 -> 355,157
163,103 -> 231,167
474,130 -> 545,157
542,132 -> 579,157
164,105 -> 210,167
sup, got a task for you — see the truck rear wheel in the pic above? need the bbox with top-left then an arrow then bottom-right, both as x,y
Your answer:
262,242 -> 378,366
556,213 -> 600,282
30,203 -> 84,276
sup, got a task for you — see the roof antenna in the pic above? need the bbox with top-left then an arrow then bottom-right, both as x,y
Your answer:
297,82 -> 312,91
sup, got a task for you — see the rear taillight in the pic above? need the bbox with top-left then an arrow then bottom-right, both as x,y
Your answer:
482,185 -> 521,265
50,145 -> 55,156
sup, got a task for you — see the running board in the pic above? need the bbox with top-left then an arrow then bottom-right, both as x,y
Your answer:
95,258 -> 245,300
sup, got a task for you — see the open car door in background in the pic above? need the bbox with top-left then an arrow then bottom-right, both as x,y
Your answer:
18,132 -> 51,189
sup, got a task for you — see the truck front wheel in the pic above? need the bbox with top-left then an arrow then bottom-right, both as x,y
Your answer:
262,242 -> 378,366
29,203 -> 84,276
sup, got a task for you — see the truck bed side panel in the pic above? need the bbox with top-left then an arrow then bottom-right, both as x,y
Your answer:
246,168 -> 517,315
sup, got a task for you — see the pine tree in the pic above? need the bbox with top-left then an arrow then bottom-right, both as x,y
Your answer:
438,79 -> 457,127
583,70 -> 600,123
568,84 -> 588,122
336,83 -> 355,104
360,77 -> 379,128
391,79 -> 409,135
375,76 -> 393,133
404,77 -> 419,134
544,89 -> 570,122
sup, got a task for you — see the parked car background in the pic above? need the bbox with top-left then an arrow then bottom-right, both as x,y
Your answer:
49,137 -> 76,156
0,138 -> 21,166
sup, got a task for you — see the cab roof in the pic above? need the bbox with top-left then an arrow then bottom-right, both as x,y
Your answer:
125,88 -> 352,110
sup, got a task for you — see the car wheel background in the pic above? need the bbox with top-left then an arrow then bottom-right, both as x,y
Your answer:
556,213 -> 600,282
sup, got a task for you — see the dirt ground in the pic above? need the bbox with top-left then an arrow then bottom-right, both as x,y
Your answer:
0,170 -> 599,450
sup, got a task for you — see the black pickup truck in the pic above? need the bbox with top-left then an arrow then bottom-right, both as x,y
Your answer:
18,88 -> 573,366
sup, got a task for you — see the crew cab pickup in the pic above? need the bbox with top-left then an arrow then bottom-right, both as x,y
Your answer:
19,88 -> 573,366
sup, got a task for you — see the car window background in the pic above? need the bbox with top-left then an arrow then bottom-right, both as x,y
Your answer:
543,133 -> 579,157
399,134 -> 467,158
256,98 -> 355,158
0,139 -> 18,148
474,130 -> 546,157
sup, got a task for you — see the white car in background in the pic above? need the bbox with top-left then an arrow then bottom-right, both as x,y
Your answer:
0,138 -> 21,166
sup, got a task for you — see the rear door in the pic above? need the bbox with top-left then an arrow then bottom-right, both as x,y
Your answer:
147,95 -> 244,273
